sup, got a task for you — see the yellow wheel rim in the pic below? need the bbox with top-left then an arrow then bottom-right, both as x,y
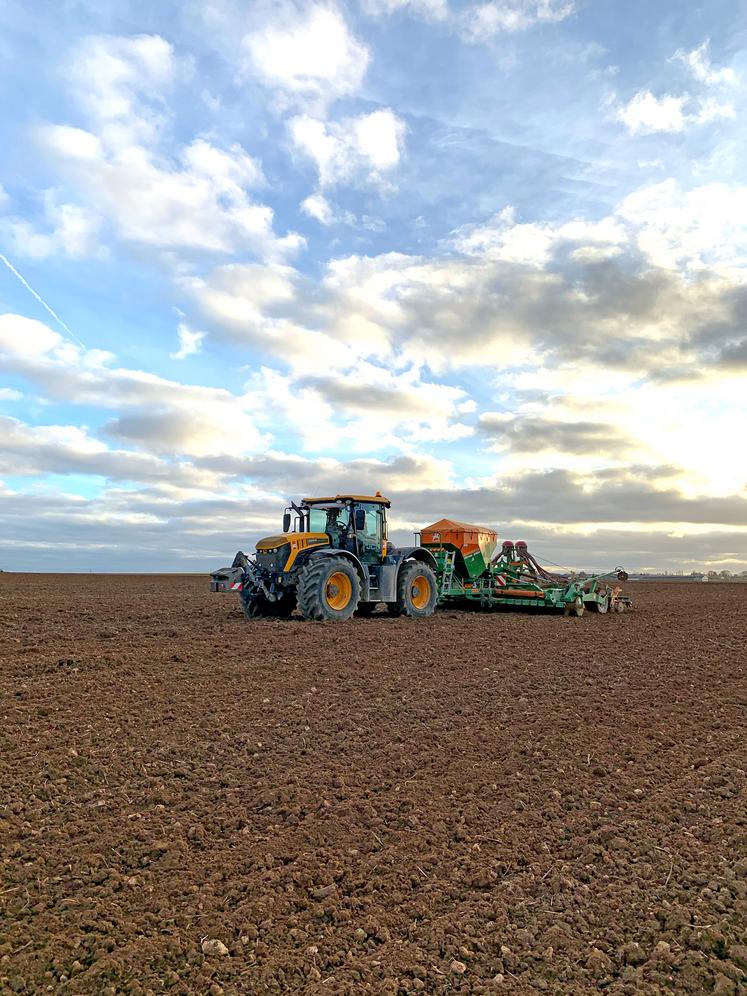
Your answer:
411,574 -> 430,609
326,571 -> 352,610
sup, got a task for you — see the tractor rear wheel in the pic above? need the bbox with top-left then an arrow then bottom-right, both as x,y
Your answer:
388,561 -> 438,618
297,557 -> 361,621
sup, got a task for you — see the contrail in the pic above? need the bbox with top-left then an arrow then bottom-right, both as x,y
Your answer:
0,253 -> 86,348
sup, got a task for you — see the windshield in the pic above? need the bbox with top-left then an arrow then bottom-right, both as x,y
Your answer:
308,504 -> 350,536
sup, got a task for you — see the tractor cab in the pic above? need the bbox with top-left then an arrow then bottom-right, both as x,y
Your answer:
313,495 -> 389,564
282,492 -> 391,566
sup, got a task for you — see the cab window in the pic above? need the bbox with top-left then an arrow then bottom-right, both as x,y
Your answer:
363,507 -> 379,538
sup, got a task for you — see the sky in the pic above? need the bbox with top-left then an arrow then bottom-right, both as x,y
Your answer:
0,0 -> 746,573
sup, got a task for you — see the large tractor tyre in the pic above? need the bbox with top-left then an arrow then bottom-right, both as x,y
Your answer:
297,557 -> 361,621
388,561 -> 438,618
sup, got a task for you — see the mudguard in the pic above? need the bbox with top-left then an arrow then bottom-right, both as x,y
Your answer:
397,546 -> 438,572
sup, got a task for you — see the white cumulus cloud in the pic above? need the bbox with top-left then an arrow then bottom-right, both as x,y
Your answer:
66,34 -> 179,149
673,40 -> 736,87
616,41 -> 736,136
171,322 -> 206,359
243,4 -> 369,108
16,34 -> 302,264
616,90 -> 688,135
290,108 -> 406,187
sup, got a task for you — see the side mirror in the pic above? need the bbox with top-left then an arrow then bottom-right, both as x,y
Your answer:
354,508 -> 366,531
282,512 -> 291,533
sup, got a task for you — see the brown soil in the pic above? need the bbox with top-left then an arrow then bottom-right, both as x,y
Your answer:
0,575 -> 745,995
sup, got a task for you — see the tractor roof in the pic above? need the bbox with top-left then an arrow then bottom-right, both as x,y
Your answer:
302,492 -> 391,508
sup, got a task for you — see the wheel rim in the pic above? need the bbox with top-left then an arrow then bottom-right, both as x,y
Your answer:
326,571 -> 352,610
411,575 -> 431,609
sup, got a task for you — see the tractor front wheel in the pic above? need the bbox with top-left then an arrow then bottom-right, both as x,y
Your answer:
388,561 -> 438,618
297,557 -> 361,621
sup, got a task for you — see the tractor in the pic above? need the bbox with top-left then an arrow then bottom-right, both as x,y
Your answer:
215,492 -> 439,621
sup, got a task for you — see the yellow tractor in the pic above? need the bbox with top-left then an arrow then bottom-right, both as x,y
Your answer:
212,492 -> 438,621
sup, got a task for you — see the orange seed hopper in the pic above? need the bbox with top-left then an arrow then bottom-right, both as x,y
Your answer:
420,518 -> 498,580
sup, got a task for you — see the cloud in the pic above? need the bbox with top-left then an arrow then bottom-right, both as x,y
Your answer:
616,89 -> 734,135
0,314 -> 268,458
182,178 -> 747,506
616,90 -> 688,135
184,261 -> 315,359
17,34 -> 301,264
0,310 -> 470,462
243,4 -> 369,109
102,409 -> 257,458
460,0 -> 574,39
616,42 -> 736,136
189,179 -> 747,384
3,193 -> 101,260
362,0 -> 448,17
0,415 -> 211,488
300,192 -> 335,224
286,363 -> 475,445
1,466 -> 744,573
617,179 -> 747,274
300,191 -> 355,226
673,40 -> 736,88
385,471 -> 747,530
171,322 -> 205,359
694,96 -> 736,125
289,108 -> 406,187
479,412 -> 632,456
364,0 -> 574,37
198,449 -> 455,494
66,34 -> 179,148
37,126 -> 299,259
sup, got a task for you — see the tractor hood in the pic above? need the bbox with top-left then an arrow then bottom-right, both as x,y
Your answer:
257,534 -> 292,550
256,532 -> 328,551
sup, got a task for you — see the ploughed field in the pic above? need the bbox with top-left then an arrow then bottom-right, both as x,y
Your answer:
1,575 -> 745,995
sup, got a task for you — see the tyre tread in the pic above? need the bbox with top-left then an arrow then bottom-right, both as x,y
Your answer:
391,561 -> 438,618
297,557 -> 360,621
